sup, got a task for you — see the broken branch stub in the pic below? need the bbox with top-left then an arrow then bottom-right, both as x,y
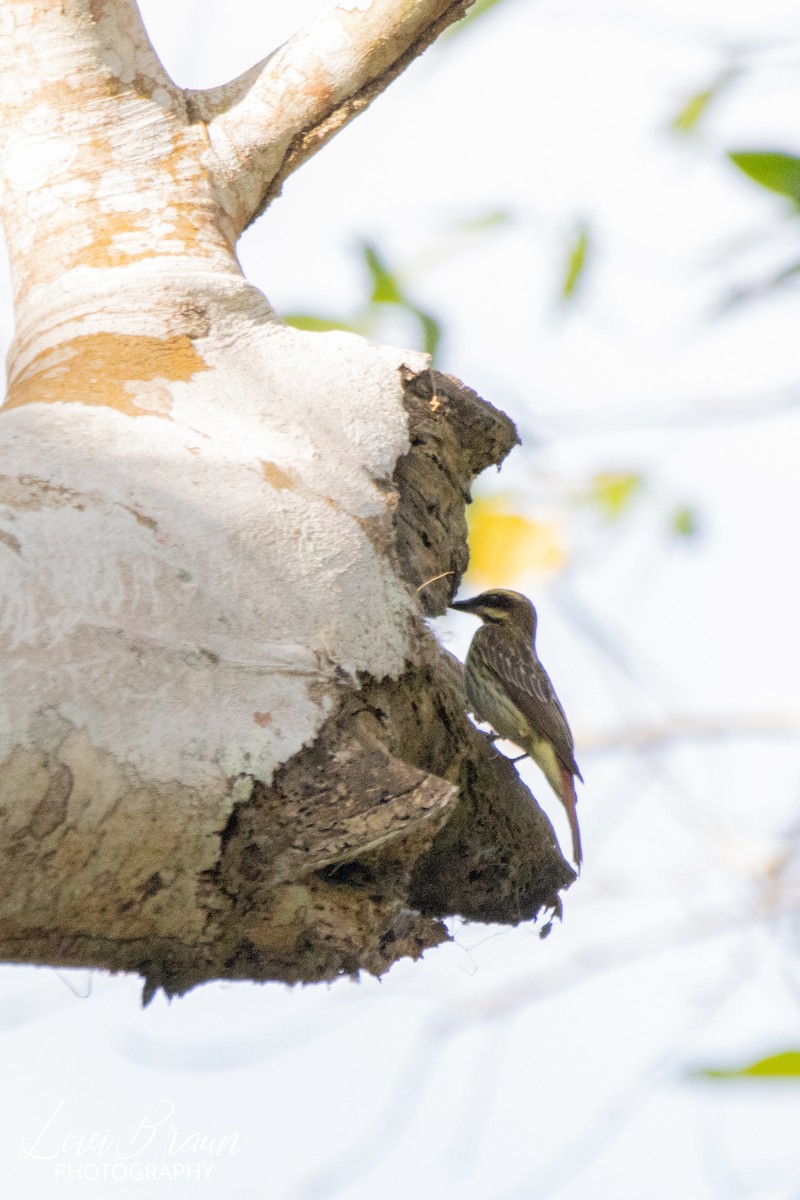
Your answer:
200,367 -> 574,996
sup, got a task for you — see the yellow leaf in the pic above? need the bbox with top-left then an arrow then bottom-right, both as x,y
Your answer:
467,497 -> 565,583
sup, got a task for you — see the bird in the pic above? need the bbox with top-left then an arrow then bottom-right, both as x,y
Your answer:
450,589 -> 584,868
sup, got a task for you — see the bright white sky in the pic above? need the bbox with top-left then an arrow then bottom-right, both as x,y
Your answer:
3,1 -> 800,1196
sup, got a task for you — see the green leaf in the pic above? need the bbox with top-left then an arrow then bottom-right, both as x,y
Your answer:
561,224 -> 591,301
449,209 -> 514,236
282,314 -> 365,334
671,505 -> 699,538
670,88 -> 716,135
587,472 -> 642,519
695,1051 -> 800,1080
412,307 -> 442,359
728,151 -> 800,207
361,242 -> 406,305
356,242 -> 445,357
443,0 -> 508,40
669,69 -> 738,136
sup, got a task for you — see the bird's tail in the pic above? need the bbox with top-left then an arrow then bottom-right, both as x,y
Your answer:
558,767 -> 582,870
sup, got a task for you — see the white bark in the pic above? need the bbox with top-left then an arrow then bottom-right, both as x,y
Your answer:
0,0 -> 572,995
3,276 -> 425,789
192,0 -> 476,230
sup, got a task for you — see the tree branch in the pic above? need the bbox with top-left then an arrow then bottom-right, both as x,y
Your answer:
192,0 -> 475,234
579,714 -> 800,755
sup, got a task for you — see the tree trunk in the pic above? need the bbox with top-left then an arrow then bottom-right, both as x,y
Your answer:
0,0 -> 573,999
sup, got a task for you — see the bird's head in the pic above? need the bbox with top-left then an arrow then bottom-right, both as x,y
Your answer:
450,589 -> 537,641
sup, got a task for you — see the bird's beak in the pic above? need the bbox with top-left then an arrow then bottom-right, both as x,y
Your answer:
450,596 -> 481,614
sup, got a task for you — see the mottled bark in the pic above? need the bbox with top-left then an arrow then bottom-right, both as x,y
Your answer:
0,0 -> 574,999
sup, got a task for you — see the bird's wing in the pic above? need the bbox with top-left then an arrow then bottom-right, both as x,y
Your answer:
484,629 -> 582,779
